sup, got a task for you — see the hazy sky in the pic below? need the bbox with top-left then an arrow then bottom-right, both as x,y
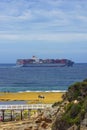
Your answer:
0,0 -> 87,63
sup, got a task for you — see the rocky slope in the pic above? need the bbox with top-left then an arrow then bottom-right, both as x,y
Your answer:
52,79 -> 87,130
0,106 -> 56,130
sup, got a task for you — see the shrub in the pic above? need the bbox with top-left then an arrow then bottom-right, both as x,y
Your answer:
70,104 -> 81,118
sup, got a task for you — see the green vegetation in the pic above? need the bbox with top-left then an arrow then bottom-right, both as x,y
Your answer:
63,79 -> 87,124
62,102 -> 84,125
64,81 -> 87,102
52,79 -> 87,130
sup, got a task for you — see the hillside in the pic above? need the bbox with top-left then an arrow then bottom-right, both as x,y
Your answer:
52,79 -> 87,130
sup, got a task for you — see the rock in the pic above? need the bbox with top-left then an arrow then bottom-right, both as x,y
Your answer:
40,121 -> 48,129
80,113 -> 87,130
24,125 -> 33,130
24,128 -> 31,130
35,117 -> 42,123
67,124 -> 78,130
42,117 -> 52,123
32,124 -> 39,130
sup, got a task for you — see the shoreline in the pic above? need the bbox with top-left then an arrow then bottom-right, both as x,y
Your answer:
0,91 -> 65,104
17,90 -> 67,93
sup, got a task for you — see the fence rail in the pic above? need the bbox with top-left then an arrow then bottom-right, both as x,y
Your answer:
0,104 -> 52,110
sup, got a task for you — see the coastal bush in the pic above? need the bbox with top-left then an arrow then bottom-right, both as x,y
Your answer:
23,110 -> 28,118
62,103 -> 82,125
79,109 -> 85,121
70,104 -> 81,118
67,82 -> 81,101
52,79 -> 87,130
64,102 -> 73,112
64,80 -> 87,101
83,79 -> 87,82
52,117 -> 70,130
82,97 -> 87,111
52,101 -> 62,107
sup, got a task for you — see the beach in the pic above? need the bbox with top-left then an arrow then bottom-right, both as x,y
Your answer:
0,92 -> 64,104
0,91 -> 64,129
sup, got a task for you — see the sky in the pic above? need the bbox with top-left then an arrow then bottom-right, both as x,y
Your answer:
0,0 -> 87,63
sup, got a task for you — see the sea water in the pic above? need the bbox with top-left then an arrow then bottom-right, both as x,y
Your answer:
0,63 -> 87,92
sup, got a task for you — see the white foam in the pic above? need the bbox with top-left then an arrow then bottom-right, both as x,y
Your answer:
18,90 -> 67,93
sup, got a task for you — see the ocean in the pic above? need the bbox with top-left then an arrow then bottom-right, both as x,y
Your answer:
0,63 -> 87,92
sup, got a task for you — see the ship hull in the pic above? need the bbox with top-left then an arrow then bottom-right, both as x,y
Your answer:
18,63 -> 67,67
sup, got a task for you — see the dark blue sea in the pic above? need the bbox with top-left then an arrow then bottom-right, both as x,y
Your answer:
0,63 -> 87,92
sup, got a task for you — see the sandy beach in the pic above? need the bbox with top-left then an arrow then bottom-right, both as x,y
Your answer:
0,92 -> 64,104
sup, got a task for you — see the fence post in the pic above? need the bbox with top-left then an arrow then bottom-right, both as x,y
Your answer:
2,110 -> 5,122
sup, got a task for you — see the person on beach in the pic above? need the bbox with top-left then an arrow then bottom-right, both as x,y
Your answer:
38,95 -> 45,99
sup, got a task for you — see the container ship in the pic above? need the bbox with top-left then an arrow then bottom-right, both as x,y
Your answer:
16,56 -> 74,67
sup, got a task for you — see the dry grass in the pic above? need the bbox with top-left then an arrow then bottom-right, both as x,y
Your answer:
0,92 -> 64,104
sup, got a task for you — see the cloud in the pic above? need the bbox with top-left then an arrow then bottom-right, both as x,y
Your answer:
0,0 -> 87,34
0,32 -> 87,43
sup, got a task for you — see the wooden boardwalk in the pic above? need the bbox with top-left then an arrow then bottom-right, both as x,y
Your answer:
0,104 -> 52,121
